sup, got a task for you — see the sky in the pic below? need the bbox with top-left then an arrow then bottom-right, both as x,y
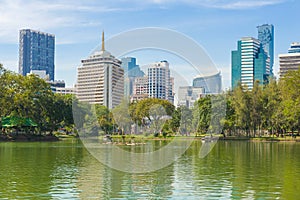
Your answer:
0,0 -> 299,89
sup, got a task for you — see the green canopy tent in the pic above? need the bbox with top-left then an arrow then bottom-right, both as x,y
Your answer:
1,116 -> 37,128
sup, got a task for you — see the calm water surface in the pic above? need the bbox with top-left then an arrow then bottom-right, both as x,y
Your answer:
0,139 -> 299,199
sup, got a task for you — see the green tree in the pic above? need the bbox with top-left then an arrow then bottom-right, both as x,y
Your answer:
193,96 -> 212,135
95,105 -> 114,135
129,98 -> 175,135
0,65 -> 76,135
222,92 -> 236,136
280,68 -> 300,135
251,80 -> 263,137
262,78 -> 281,136
112,99 -> 132,134
177,106 -> 193,136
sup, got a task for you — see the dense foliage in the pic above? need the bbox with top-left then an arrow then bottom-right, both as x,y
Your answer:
223,68 -> 300,137
1,62 -> 299,137
75,68 -> 300,137
0,64 -> 74,135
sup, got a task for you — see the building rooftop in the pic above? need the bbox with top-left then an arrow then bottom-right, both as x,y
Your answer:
20,29 -> 55,37
193,71 -> 221,79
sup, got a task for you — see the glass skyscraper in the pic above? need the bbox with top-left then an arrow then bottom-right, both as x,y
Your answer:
19,29 -> 55,81
231,37 -> 270,90
192,72 -> 222,94
121,57 -> 144,78
121,57 -> 144,97
257,24 -> 274,75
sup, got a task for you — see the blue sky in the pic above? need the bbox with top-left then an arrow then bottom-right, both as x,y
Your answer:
0,0 -> 299,89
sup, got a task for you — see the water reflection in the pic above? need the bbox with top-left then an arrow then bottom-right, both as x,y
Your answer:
77,144 -> 175,199
0,140 -> 84,199
1,140 -> 300,199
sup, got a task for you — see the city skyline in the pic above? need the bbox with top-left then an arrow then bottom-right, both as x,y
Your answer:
0,0 -> 299,88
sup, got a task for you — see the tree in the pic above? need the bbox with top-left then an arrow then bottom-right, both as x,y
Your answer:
262,78 -> 281,136
193,96 -> 212,135
280,68 -> 300,135
129,98 -> 175,136
222,92 -> 236,136
95,105 -> 114,135
112,99 -> 132,134
177,106 -> 193,136
0,65 -> 76,135
251,80 -> 263,137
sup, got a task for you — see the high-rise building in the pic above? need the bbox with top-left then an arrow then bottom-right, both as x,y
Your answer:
231,37 -> 270,90
288,42 -> 300,53
279,42 -> 300,78
257,24 -> 274,75
19,29 -> 55,81
178,86 -> 205,108
192,72 -> 222,94
121,57 -> 144,77
76,32 -> 124,109
148,61 -> 174,104
131,76 -> 148,102
121,57 -> 144,97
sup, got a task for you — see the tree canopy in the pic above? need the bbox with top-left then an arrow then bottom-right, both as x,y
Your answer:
0,64 -> 74,135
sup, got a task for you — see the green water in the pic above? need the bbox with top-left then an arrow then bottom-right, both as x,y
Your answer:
0,139 -> 299,199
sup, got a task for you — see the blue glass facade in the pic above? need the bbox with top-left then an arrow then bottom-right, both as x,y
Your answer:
121,57 -> 144,97
257,24 -> 274,75
121,57 -> 144,77
19,29 -> 55,81
231,41 -> 242,89
254,44 -> 270,85
231,38 -> 270,90
192,72 -> 222,94
288,43 -> 300,53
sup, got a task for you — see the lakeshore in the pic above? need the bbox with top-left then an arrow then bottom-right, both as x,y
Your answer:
98,134 -> 300,142
0,134 -> 59,142
2,132 -> 300,143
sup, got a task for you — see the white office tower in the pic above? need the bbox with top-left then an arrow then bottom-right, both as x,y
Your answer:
76,32 -> 124,109
147,61 -> 174,104
131,76 -> 148,102
279,42 -> 300,78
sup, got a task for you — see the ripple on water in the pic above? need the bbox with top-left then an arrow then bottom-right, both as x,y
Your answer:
1,140 -> 300,199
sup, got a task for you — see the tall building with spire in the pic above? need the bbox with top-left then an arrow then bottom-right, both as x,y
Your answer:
76,32 -> 124,109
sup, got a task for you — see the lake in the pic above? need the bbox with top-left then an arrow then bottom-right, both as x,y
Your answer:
0,139 -> 299,199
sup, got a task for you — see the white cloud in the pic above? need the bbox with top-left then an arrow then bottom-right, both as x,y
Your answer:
137,0 -> 286,9
203,0 -> 286,9
0,0 -> 287,44
0,0 -> 122,43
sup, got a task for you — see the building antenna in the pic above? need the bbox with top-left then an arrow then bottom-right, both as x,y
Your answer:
102,31 -> 105,51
